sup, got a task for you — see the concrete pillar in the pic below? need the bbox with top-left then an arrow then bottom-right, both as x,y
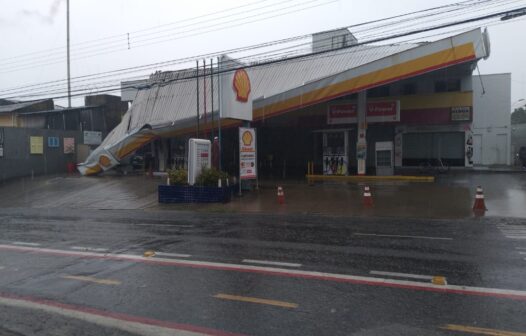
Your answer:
158,139 -> 166,172
356,91 -> 367,175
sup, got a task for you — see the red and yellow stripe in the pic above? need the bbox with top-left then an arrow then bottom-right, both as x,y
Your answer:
253,42 -> 476,121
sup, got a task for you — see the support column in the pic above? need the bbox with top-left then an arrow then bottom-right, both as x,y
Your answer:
356,91 -> 367,175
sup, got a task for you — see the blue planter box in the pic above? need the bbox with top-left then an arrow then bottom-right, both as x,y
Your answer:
158,185 -> 234,203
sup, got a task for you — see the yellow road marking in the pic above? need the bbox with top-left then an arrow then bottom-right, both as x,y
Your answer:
213,293 -> 298,308
62,275 -> 121,286
442,324 -> 526,336
432,276 -> 447,286
143,250 -> 156,257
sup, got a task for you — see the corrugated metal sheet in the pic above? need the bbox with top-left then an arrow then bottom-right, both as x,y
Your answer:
119,43 -> 416,135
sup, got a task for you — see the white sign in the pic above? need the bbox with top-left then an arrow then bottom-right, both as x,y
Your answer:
220,55 -> 253,121
83,131 -> 102,145
239,127 -> 257,180
188,138 -> 211,185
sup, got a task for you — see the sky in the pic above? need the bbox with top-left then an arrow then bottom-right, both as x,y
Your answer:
1,0 -> 526,107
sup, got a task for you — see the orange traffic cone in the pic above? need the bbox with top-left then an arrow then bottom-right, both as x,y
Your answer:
363,185 -> 373,207
473,186 -> 487,212
277,186 -> 285,205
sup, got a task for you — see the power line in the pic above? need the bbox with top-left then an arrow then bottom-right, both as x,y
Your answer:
0,0 -> 506,73
0,0 -> 276,63
0,0 -> 330,71
3,5 -> 522,103
1,0 -> 516,96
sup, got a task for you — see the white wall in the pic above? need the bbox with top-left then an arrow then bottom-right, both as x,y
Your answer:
472,73 -> 511,165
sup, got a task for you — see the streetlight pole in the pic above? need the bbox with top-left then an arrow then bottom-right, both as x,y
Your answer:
66,0 -> 71,108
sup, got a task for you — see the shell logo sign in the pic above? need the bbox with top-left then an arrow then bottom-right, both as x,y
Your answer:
98,155 -> 112,168
232,69 -> 251,103
242,130 -> 253,146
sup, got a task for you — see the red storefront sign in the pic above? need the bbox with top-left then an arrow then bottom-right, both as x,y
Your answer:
327,101 -> 399,125
327,104 -> 357,125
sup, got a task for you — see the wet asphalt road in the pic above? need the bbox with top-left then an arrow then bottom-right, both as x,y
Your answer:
0,208 -> 525,335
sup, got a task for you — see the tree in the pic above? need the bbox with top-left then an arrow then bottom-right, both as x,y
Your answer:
511,107 -> 526,124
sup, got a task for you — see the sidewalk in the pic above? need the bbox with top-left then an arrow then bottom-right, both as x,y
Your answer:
0,172 -> 524,219
163,172 -> 526,219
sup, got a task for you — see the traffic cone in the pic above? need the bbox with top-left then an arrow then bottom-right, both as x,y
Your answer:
473,186 -> 487,212
277,186 -> 285,205
363,185 -> 373,207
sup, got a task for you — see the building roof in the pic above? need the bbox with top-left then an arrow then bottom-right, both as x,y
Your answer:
17,105 -> 99,116
0,99 -> 51,114
112,29 -> 488,139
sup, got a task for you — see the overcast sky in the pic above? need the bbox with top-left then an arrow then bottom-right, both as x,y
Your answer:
1,0 -> 526,106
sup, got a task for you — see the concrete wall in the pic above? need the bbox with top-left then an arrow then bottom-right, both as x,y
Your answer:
0,127 -> 82,182
472,73 -> 512,165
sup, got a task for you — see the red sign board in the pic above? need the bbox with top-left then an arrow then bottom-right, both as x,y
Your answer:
327,101 -> 399,125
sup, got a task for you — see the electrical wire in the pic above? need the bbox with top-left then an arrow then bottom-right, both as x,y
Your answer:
3,5 -> 521,102
1,0 -> 524,99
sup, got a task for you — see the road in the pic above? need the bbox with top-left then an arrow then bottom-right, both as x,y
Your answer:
0,207 -> 525,335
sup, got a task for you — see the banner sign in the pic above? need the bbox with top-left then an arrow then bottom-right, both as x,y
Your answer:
327,104 -> 357,125
48,136 -> 59,148
83,131 -> 102,145
451,106 -> 471,121
30,136 -> 44,154
327,101 -> 400,124
239,127 -> 257,180
64,137 -> 75,154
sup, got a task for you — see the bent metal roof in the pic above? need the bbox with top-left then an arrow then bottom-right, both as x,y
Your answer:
79,28 -> 490,175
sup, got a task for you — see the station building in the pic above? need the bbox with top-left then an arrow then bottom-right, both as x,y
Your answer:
79,28 -> 511,178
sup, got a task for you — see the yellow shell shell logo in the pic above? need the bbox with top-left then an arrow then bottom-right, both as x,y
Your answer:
98,155 -> 111,168
242,131 -> 253,146
233,69 -> 251,102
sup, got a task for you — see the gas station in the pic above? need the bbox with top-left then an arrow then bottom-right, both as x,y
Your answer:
78,28 -> 499,183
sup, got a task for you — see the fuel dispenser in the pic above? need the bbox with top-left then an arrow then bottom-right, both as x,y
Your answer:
323,131 -> 348,175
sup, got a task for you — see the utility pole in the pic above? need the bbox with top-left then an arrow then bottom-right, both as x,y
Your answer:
67,0 -> 71,108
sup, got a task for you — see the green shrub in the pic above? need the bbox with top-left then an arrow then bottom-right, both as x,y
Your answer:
167,168 -> 188,186
195,167 -> 229,187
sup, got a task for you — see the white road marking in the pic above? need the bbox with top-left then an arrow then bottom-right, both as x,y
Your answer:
0,266 -> 4,270
353,233 -> 453,240
12,242 -> 41,246
0,295 -> 210,336
519,252 -> 526,255
1,244 -> 526,301
70,246 -> 109,252
133,224 -> 194,228
497,224 -> 526,240
516,247 -> 526,250
242,259 -> 302,268
154,252 -> 191,258
370,270 -> 435,280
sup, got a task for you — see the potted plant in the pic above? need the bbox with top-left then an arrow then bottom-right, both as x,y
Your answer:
158,168 -> 232,203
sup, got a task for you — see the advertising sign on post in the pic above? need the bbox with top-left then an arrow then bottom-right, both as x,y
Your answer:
239,127 -> 257,180
219,55 -> 253,121
188,138 -> 211,186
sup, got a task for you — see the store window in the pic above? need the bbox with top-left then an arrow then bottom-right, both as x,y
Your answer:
434,79 -> 461,93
